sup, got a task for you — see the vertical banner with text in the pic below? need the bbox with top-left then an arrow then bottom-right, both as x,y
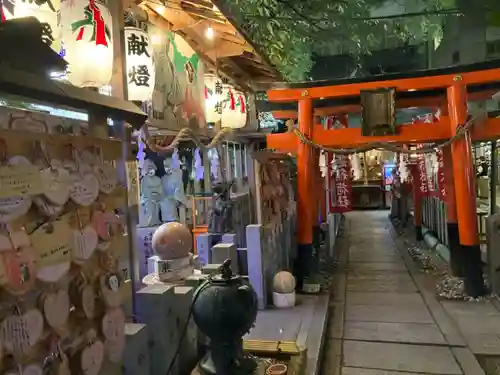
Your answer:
416,145 -> 429,199
332,155 -> 353,213
436,149 -> 446,200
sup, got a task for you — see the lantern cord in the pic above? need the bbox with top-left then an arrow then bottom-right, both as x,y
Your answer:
291,113 -> 484,155
141,120 -> 233,154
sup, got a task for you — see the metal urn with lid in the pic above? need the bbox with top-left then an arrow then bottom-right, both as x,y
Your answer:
192,260 -> 258,375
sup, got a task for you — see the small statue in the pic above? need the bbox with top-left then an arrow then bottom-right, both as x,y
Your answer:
138,159 -> 164,227
208,182 -> 233,234
160,153 -> 188,222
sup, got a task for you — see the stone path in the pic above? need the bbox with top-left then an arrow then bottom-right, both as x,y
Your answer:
323,211 -> 482,375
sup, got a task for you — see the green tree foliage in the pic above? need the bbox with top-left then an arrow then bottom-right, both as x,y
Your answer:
219,0 -> 455,81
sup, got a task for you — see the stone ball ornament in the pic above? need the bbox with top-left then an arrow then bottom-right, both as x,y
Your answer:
151,222 -> 193,260
273,271 -> 296,294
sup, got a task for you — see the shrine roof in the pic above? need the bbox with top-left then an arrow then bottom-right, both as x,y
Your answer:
138,0 -> 281,92
264,59 -> 500,92
0,66 -> 147,127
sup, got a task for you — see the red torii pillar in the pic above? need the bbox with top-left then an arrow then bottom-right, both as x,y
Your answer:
296,99 -> 314,288
447,82 -> 485,296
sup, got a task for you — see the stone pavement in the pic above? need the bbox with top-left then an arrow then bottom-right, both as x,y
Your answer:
323,211 -> 485,375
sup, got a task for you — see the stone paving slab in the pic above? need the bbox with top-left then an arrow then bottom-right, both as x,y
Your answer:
347,279 -> 417,293
346,292 -> 423,306
461,333 -> 500,355
344,321 -> 446,344
343,369 -> 444,375
346,304 -> 434,323
349,254 -> 403,263
346,262 -> 407,272
347,271 -> 414,283
343,341 -> 463,375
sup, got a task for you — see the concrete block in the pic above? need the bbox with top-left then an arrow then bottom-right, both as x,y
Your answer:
184,274 -> 208,288
221,233 -> 237,245
202,264 -> 222,275
136,284 -> 177,375
237,248 -> 248,275
147,255 -> 160,274
136,226 -> 159,279
123,323 -> 150,375
211,243 -> 239,274
174,286 -> 197,374
246,224 -> 265,309
196,233 -> 212,266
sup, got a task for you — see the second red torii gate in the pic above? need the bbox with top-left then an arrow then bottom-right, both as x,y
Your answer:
265,62 -> 500,297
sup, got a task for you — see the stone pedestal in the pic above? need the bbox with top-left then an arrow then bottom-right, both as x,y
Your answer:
142,254 -> 196,285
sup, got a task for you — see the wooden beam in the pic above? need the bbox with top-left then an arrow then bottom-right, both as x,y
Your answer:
266,117 -> 500,153
267,68 -> 500,102
269,90 -> 498,119
145,7 -> 252,92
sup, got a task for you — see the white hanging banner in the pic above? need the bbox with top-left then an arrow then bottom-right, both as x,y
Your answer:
221,87 -> 247,129
204,74 -> 224,124
124,27 -> 155,102
1,0 -> 61,52
59,0 -> 113,88
204,75 -> 247,128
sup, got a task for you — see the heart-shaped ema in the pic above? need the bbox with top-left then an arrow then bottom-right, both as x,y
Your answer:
78,340 -> 104,375
92,211 -> 122,242
2,246 -> 37,295
43,350 -> 71,375
69,279 -> 96,320
0,156 -> 35,222
33,196 -> 64,218
5,363 -> 43,375
99,274 -> 122,308
101,308 -> 125,342
40,162 -> 71,206
94,163 -> 117,195
0,196 -> 32,223
72,226 -> 98,265
102,308 -> 125,363
69,173 -> 99,207
0,308 -> 44,354
105,336 -> 125,364
42,289 -> 70,331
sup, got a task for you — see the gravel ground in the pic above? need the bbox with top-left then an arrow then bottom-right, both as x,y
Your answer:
395,223 -> 494,302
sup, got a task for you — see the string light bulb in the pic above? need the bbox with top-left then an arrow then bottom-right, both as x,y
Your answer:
205,26 -> 214,39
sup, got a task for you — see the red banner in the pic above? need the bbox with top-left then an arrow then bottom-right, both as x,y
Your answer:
331,156 -> 352,213
436,149 -> 446,200
415,145 -> 429,198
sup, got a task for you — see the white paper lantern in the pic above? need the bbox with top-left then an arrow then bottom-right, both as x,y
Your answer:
60,0 -> 113,88
350,153 -> 361,180
223,88 -> 247,128
221,86 -> 247,129
1,0 -> 60,52
204,73 -> 224,124
124,27 -> 155,102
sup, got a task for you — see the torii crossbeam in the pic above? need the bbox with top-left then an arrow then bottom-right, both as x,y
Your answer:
265,59 -> 500,296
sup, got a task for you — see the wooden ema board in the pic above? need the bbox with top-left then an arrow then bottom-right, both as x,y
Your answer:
0,118 -> 131,375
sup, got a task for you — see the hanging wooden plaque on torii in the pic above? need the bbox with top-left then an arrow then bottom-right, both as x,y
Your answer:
360,88 -> 396,136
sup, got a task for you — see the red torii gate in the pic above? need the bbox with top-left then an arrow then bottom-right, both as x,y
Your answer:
265,64 -> 500,296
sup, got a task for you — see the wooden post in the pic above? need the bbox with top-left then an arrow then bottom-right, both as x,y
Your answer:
235,144 -> 243,192
442,146 -> 462,276
411,165 -> 423,241
108,0 -> 141,319
296,98 -> 314,288
447,82 -> 486,296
